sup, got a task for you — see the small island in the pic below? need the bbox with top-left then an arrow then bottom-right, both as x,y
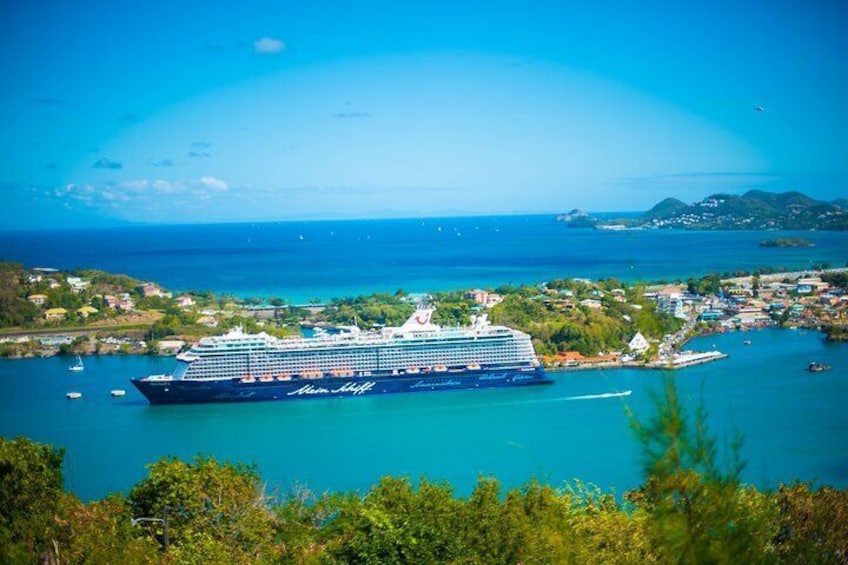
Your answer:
759,237 -> 815,248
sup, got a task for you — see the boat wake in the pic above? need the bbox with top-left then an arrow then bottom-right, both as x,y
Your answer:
470,389 -> 635,409
566,390 -> 632,401
363,389 -> 634,415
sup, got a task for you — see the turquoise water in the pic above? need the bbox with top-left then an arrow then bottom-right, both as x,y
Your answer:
1,329 -> 845,500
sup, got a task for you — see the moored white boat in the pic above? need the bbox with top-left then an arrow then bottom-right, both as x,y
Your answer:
68,355 -> 84,372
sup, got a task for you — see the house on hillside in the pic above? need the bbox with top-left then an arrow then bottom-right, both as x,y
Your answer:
44,308 -> 67,321
611,288 -> 627,303
197,315 -> 218,328
66,276 -> 90,293
104,294 -> 135,311
27,294 -> 48,306
139,283 -> 172,299
628,332 -> 649,354
465,289 -> 504,308
77,306 -> 99,318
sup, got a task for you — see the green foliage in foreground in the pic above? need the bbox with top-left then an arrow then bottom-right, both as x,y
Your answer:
2,379 -> 847,564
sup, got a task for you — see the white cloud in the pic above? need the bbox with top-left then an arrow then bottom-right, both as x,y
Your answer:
100,190 -> 131,202
195,176 -> 228,192
253,37 -> 285,54
152,179 -> 178,193
120,180 -> 153,192
54,177 -> 230,205
59,183 -> 95,200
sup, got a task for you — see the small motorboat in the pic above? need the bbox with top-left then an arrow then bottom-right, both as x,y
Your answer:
110,389 -> 126,397
807,361 -> 832,373
66,392 -> 82,400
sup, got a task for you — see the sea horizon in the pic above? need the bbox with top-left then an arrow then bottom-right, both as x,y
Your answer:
0,210 -> 649,234
1,215 -> 845,304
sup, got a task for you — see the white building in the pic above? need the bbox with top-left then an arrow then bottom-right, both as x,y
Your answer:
628,332 -> 649,354
66,276 -> 90,293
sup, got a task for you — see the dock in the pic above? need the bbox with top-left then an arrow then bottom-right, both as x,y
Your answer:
651,350 -> 728,369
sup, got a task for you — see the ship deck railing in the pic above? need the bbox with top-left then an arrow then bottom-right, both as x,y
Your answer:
191,327 -> 520,354
178,362 -> 542,382
141,374 -> 173,381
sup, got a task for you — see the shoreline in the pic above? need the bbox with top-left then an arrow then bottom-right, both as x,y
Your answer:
2,326 -> 744,372
2,264 -> 844,369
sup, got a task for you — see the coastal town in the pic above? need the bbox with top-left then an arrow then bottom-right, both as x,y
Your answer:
557,190 -> 848,231
1,262 -> 845,371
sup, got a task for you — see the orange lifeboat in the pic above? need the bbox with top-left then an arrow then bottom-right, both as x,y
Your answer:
277,374 -> 291,381
241,375 -> 256,384
406,367 -> 420,374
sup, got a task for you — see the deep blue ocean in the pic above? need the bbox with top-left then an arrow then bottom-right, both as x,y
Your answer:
0,217 -> 846,501
1,215 -> 847,302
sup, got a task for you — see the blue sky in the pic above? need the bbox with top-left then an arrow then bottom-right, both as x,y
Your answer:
1,0 -> 847,228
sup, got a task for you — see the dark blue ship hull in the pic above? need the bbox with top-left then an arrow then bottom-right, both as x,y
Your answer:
132,367 -> 551,405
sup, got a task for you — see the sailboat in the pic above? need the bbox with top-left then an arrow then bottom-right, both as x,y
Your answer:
68,355 -> 84,372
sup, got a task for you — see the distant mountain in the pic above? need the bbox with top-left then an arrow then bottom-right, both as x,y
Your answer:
635,190 -> 848,230
558,190 -> 848,231
641,197 -> 688,222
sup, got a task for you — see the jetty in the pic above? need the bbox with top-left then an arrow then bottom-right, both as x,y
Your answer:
651,350 -> 728,369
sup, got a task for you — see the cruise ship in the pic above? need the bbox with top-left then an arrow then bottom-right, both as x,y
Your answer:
132,307 -> 551,404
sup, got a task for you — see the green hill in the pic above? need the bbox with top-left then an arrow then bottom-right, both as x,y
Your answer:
638,190 -> 848,230
832,198 -> 848,210
642,197 -> 688,222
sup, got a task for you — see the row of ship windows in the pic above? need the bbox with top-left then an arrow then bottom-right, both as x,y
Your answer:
189,351 -> 521,368
189,347 -> 529,366
185,345 -> 533,377
191,342 -> 530,362
193,334 -> 517,354
187,361 -> 525,379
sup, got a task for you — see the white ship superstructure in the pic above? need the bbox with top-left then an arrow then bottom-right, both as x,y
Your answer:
171,307 -> 538,381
